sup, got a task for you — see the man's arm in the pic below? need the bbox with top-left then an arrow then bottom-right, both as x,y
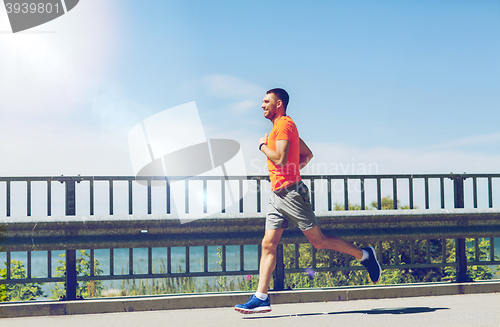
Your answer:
299,138 -> 313,169
259,134 -> 289,167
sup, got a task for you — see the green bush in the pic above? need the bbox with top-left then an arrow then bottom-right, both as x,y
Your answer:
50,250 -> 104,299
4,260 -> 44,301
0,268 -> 7,302
444,238 -> 500,281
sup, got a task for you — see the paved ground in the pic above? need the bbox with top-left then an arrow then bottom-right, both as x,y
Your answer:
4,293 -> 499,327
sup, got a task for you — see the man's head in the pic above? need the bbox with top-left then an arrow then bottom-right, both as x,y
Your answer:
262,88 -> 289,121
266,88 -> 289,110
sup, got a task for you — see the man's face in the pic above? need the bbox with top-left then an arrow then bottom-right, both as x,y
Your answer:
262,93 -> 279,121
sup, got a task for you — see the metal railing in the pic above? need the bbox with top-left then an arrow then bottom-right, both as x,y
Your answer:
1,173 -> 500,301
1,173 -> 499,217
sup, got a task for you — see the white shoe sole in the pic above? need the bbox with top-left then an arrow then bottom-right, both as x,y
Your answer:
234,306 -> 272,314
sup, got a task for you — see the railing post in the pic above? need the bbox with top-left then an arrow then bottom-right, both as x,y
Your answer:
65,179 -> 76,216
452,174 -> 468,283
273,244 -> 285,291
65,179 -> 78,300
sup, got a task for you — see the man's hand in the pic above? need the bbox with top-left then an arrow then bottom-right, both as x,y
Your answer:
259,134 -> 289,166
259,134 -> 268,146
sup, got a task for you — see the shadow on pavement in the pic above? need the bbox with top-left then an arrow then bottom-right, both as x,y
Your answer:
243,306 -> 449,319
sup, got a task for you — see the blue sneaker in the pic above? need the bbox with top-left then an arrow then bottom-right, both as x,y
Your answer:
234,295 -> 272,314
361,246 -> 382,283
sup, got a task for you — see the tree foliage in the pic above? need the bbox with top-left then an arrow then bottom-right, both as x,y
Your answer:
50,250 -> 104,299
4,260 -> 44,301
0,268 -> 7,302
444,238 -> 500,281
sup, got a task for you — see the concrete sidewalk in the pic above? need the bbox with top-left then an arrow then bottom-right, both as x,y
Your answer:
3,292 -> 500,327
1,280 -> 499,319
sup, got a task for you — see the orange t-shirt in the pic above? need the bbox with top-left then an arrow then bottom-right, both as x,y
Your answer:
267,116 -> 301,191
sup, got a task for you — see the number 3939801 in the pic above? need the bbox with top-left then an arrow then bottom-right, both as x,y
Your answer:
5,2 -> 61,14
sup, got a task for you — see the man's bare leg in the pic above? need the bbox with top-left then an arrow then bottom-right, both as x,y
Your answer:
234,228 -> 284,313
257,228 -> 284,294
302,225 -> 381,282
302,225 -> 363,259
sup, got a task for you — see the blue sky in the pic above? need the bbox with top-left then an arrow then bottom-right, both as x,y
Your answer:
0,0 -> 499,177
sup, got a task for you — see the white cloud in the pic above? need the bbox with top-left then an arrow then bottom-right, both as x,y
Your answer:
200,74 -> 266,118
427,132 -> 500,150
228,99 -> 260,114
201,74 -> 265,99
0,119 -> 132,176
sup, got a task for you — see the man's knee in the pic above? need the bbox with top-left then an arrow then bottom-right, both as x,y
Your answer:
261,238 -> 278,251
304,228 -> 328,249
309,238 -> 328,249
261,236 -> 280,253
309,234 -> 345,250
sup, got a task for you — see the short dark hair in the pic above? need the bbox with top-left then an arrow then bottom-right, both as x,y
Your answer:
266,88 -> 289,110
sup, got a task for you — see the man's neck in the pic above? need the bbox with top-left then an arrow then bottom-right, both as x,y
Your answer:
271,113 -> 286,125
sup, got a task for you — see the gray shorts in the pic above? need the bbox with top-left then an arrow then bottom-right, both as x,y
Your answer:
266,181 -> 319,231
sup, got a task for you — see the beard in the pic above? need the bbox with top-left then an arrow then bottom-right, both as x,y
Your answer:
265,110 -> 275,121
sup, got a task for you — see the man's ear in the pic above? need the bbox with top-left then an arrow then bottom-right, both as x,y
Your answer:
276,99 -> 283,109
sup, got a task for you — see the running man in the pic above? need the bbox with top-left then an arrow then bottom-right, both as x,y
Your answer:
234,88 -> 381,314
